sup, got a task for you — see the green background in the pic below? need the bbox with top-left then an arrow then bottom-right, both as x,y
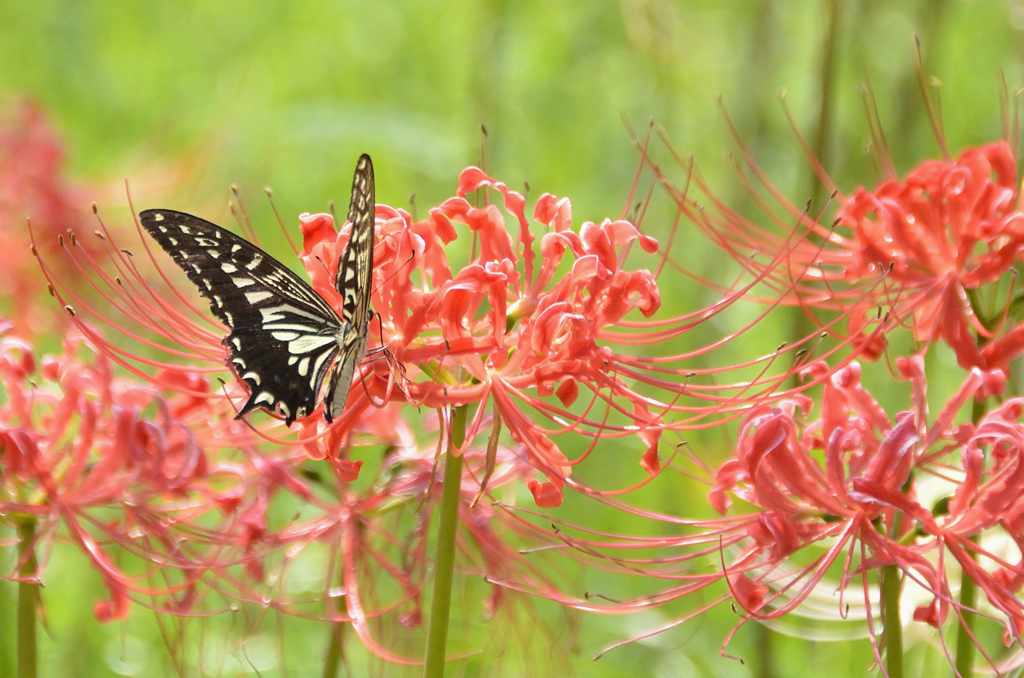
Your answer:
1,1 -> 1022,676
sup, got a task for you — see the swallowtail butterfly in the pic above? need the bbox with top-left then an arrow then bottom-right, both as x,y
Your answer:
139,154 -> 375,426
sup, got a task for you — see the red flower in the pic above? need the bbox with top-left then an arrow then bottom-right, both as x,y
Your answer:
546,354 -> 1024,668
660,127 -> 1024,369
0,324 -> 245,621
296,166 -> 836,507
498,352 -> 1024,671
295,171 -> 663,507
0,320 -> 561,662
833,143 -> 1024,368
209,407 -> 562,663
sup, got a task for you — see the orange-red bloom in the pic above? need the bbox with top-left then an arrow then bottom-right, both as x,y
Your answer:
297,167 -> 664,506
661,130 -> 1024,369
833,142 -> 1024,369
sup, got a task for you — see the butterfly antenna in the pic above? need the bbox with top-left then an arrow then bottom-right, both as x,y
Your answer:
408,192 -> 417,222
370,250 -> 417,298
313,254 -> 331,278
467,124 -> 491,261
264,187 -> 300,255
479,123 -> 489,183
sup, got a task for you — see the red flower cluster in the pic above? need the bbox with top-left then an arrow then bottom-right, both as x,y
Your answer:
539,356 -> 1024,666
708,355 -> 1024,660
0,319 -> 557,659
666,128 -> 1024,369
531,129 -> 1024,669
19,126 -> 899,668
833,142 -> 1024,369
297,168 -> 662,506
0,324 -> 225,621
34,161 -> 835,512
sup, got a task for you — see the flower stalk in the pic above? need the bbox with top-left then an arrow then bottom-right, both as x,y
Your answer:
956,400 -> 988,678
17,516 -> 38,678
954,541 -> 978,678
423,405 -> 467,678
881,563 -> 903,678
322,616 -> 345,678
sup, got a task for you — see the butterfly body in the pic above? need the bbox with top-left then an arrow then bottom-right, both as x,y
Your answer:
140,154 -> 375,425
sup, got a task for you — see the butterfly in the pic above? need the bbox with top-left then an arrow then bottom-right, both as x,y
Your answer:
139,153 -> 376,426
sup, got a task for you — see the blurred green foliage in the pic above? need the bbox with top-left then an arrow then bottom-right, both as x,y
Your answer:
2,0 -> 1023,676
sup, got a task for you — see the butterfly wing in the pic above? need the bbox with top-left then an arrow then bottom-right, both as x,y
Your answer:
139,209 -> 344,426
325,153 -> 376,422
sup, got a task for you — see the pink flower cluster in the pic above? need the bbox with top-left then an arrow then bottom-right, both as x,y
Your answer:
610,124 -> 1024,670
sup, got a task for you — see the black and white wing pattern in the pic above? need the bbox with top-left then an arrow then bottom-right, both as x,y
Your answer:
326,153 -> 375,422
139,153 -> 376,426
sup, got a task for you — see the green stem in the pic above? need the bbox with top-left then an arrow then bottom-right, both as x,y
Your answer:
955,291 -> 991,677
753,622 -> 773,678
423,406 -> 467,678
322,620 -> 344,678
809,0 -> 840,214
953,538 -> 978,678
881,563 -> 903,678
17,518 -> 38,678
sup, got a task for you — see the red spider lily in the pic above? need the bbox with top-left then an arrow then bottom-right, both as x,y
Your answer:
0,322 -> 262,621
210,409 -> 566,664
0,320 -> 559,663
651,118 -> 1024,370
512,356 -> 1024,669
706,356 -> 1024,664
296,169 -> 666,508
832,142 -> 1024,369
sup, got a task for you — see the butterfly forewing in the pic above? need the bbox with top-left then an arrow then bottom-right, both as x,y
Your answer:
327,153 -> 376,421
139,209 -> 346,425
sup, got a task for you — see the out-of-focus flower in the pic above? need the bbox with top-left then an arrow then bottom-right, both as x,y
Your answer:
219,407 -> 564,663
0,102 -> 99,335
0,318 -> 560,664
